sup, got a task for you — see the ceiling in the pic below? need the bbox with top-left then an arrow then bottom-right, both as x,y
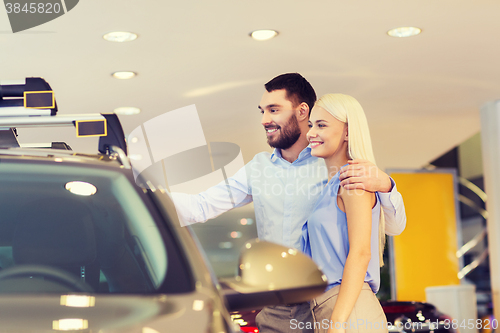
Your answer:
1,0 -> 497,275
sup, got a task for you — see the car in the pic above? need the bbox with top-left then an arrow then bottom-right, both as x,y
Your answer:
0,78 -> 328,332
382,301 -> 457,333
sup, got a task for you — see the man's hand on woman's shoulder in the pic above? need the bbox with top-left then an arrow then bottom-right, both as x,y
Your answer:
339,159 -> 392,193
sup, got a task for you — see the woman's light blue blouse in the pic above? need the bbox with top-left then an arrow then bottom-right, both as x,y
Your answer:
301,169 -> 381,293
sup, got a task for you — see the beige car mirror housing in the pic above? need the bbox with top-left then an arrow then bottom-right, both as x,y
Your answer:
220,239 -> 328,312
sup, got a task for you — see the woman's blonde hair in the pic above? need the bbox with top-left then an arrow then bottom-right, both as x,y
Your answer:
315,93 -> 386,266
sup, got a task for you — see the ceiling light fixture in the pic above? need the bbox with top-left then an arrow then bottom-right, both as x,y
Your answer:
103,31 -> 138,42
387,27 -> 421,38
114,107 -> 141,115
250,29 -> 278,41
112,71 -> 136,79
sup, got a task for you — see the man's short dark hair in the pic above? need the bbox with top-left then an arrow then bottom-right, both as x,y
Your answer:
265,73 -> 316,115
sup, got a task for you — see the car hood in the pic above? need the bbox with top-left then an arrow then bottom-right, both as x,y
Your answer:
0,290 -> 225,332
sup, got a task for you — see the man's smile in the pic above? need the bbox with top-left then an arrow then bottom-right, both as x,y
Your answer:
265,126 -> 279,136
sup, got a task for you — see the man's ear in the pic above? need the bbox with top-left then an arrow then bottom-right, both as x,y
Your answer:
298,102 -> 309,120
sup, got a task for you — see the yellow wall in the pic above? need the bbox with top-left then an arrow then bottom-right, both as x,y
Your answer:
391,172 -> 460,301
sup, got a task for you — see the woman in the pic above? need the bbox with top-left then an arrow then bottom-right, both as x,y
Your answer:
301,93 -> 388,333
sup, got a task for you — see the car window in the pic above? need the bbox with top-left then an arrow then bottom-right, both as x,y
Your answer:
189,206 -> 258,279
0,159 -> 169,294
110,175 -> 167,287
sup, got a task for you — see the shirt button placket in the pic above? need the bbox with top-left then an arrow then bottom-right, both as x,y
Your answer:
283,166 -> 293,247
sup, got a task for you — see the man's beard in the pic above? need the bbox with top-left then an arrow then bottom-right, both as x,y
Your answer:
267,114 -> 301,150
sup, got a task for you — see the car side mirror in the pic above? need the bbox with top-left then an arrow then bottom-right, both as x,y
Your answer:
219,239 -> 327,312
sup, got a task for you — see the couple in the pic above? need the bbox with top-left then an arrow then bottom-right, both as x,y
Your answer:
172,73 -> 406,333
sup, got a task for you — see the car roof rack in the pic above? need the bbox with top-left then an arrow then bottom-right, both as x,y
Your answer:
0,77 -> 127,156
0,77 -> 57,116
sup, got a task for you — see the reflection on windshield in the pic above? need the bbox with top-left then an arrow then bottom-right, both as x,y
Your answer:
0,161 -> 167,293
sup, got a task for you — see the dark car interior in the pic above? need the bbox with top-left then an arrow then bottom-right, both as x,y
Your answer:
0,161 -> 168,294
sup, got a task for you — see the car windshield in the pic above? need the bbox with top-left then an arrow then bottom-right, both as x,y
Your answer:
0,158 -> 170,294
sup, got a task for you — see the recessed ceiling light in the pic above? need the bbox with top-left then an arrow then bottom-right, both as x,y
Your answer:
114,107 -> 141,115
250,29 -> 278,41
112,71 -> 136,79
103,31 -> 138,42
387,27 -> 421,38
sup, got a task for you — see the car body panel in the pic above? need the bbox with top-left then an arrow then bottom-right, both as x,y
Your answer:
0,292 -> 217,332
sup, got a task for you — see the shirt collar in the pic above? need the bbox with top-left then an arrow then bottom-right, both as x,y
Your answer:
270,146 -> 312,163
270,148 -> 281,162
297,146 -> 312,161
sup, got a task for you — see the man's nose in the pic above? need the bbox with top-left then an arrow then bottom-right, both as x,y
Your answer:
261,111 -> 271,126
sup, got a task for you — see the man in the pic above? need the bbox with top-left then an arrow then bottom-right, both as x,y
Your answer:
172,73 -> 405,333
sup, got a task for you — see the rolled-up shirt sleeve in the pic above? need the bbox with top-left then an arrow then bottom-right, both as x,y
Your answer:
171,164 -> 253,226
378,178 -> 406,236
